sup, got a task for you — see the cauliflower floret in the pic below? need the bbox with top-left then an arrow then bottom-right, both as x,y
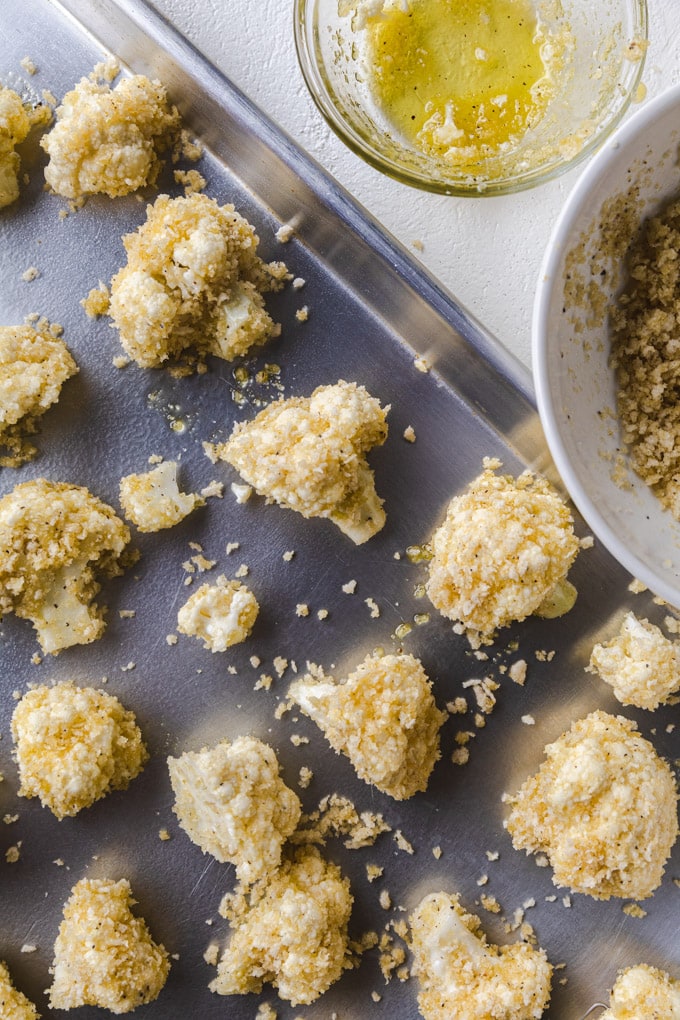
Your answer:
410,892 -> 552,1020
601,964 -> 680,1020
289,652 -> 446,799
0,86 -> 49,207
177,575 -> 259,651
213,380 -> 389,544
119,460 -> 203,532
504,710 -> 678,900
0,960 -> 39,1020
587,611 -> 680,709
0,478 -> 133,654
108,193 -> 286,368
0,325 -> 78,466
426,458 -> 580,640
167,735 -> 301,884
49,877 -> 170,1014
210,846 -> 353,1005
11,681 -> 147,819
41,72 -> 180,198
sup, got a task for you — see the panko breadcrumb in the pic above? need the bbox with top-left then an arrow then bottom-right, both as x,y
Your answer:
41,71 -> 180,198
119,460 -> 203,532
587,611 -> 680,709
213,380 -> 389,544
601,964 -> 680,1019
0,324 -> 78,466
48,878 -> 170,1013
177,575 -> 259,651
505,710 -> 678,900
11,681 -> 147,819
426,459 -> 580,639
0,960 -> 39,1019
108,192 -> 287,369
0,86 -> 49,207
210,845 -> 353,1005
289,652 -> 446,799
167,736 -> 301,884
410,892 -> 552,1020
0,479 -> 133,654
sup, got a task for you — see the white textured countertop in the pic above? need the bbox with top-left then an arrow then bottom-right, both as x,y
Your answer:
156,0 -> 679,371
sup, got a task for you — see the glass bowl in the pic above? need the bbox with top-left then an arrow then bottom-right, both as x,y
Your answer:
294,0 -> 648,196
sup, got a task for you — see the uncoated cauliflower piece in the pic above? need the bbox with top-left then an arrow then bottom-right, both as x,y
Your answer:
289,652 -> 446,799
601,964 -> 680,1020
0,324 -> 78,467
108,192 -> 286,368
426,458 -> 580,640
0,960 -> 40,1020
119,460 -> 203,532
48,877 -> 170,1014
176,575 -> 259,651
214,380 -> 389,544
0,86 -> 49,208
167,735 -> 301,884
210,846 -> 353,1005
11,681 -> 148,819
410,892 -> 552,1020
41,72 -> 180,199
0,478 -> 133,654
504,710 -> 678,900
587,611 -> 680,709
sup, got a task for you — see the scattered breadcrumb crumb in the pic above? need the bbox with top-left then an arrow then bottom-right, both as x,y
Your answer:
295,306 -> 309,322
365,597 -> 380,618
296,604 -> 309,618
342,579 -> 357,594
275,224 -> 294,243
509,660 -> 527,685
403,425 -> 416,442
231,482 -> 253,504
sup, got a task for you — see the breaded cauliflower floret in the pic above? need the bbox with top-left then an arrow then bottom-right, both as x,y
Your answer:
0,325 -> 78,466
167,735 -> 301,884
410,892 -> 552,1020
11,681 -> 148,819
0,960 -> 40,1020
587,611 -> 680,709
119,460 -> 203,532
211,846 -> 353,1005
289,652 -> 446,799
426,458 -> 580,640
49,877 -> 170,1014
109,193 -> 286,368
176,575 -> 259,651
0,479 -> 133,654
41,72 -> 180,199
505,710 -> 678,900
601,964 -> 680,1020
213,380 -> 389,544
0,86 -> 49,208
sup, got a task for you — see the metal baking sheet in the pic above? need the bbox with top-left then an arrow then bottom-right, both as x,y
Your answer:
0,1 -> 678,1017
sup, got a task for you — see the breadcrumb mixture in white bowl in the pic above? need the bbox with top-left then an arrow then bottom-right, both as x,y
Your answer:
533,83 -> 680,607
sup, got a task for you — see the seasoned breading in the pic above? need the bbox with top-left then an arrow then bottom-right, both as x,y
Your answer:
119,460 -> 203,532
289,652 -> 446,799
0,960 -> 39,1020
108,193 -> 287,368
0,325 -> 78,466
426,458 -> 579,639
410,892 -> 552,1020
12,682 -> 147,819
177,575 -> 259,651
167,736 -> 301,884
0,479 -> 132,654
587,611 -> 680,709
213,380 -> 389,544
49,878 -> 170,1013
601,964 -> 680,1020
505,710 -> 678,899
211,846 -> 353,1005
0,86 -> 49,207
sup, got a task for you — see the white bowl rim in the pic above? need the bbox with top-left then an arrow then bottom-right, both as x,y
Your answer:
532,82 -> 680,604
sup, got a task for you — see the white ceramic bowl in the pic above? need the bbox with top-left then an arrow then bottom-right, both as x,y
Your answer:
534,84 -> 680,605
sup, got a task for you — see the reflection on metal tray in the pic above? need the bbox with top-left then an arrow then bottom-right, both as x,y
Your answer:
0,1 -> 677,1017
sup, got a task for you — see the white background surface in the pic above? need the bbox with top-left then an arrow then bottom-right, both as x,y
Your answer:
155,0 -> 679,371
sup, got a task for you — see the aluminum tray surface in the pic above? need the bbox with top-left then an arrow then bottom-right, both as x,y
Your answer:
0,1 -> 678,1017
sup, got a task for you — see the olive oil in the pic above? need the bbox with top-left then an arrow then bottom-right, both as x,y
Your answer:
365,0 -> 553,164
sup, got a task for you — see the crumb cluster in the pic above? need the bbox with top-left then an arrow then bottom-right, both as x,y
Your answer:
177,575 -> 259,651
119,460 -> 203,532
587,611 -> 680,709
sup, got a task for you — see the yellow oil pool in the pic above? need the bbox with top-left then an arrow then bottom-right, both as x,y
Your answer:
364,0 -> 557,165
